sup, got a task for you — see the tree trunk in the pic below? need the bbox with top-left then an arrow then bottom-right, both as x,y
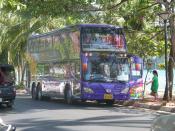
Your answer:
26,62 -> 31,89
17,52 -> 23,85
168,6 -> 175,100
17,64 -> 22,84
162,1 -> 175,101
168,48 -> 174,100
21,58 -> 25,82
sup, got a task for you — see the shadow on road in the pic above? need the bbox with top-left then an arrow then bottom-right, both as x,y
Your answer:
13,114 -> 153,131
0,94 -> 159,131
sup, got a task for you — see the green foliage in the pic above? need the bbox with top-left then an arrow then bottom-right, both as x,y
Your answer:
16,82 -> 25,90
158,63 -> 165,70
55,37 -> 79,61
0,0 -> 174,67
0,49 -> 8,63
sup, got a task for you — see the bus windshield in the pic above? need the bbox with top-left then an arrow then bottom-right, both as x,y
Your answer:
83,52 -> 129,82
82,27 -> 126,52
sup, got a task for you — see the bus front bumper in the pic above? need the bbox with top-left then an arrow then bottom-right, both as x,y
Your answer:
81,93 -> 130,101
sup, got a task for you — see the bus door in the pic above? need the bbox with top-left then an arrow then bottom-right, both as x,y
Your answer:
129,55 -> 143,99
69,61 -> 81,97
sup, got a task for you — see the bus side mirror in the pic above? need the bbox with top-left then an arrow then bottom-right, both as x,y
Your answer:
135,64 -> 141,71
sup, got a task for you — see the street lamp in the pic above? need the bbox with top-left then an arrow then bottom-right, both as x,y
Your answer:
158,12 -> 170,101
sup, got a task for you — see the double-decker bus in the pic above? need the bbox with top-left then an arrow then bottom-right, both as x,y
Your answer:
26,24 -> 143,105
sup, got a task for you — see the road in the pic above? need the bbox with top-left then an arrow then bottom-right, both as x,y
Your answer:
0,95 -> 161,131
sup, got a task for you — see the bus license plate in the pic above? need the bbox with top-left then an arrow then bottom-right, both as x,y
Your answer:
104,94 -> 113,100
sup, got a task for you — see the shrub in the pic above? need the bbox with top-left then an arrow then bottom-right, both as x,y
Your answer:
16,82 -> 25,90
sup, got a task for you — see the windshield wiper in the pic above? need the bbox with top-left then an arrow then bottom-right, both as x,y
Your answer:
117,80 -> 128,83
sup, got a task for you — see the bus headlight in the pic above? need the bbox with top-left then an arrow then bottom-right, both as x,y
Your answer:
121,87 -> 129,94
84,87 -> 94,94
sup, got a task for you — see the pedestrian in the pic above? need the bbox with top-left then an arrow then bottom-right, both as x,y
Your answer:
146,70 -> 159,101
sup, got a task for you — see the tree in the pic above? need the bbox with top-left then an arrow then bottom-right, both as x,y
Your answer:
0,0 -> 174,93
156,0 -> 175,101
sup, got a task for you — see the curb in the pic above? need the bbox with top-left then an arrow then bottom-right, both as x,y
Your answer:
138,103 -> 151,109
132,102 -> 175,113
160,106 -> 175,112
116,99 -> 175,113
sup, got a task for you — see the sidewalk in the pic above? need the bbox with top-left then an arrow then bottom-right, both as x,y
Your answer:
16,89 -> 30,95
133,98 -> 175,112
120,94 -> 175,113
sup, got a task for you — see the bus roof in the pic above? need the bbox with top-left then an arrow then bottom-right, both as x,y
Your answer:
29,24 -> 123,39
78,24 -> 121,28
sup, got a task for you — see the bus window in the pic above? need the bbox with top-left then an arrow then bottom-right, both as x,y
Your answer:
70,31 -> 80,53
81,27 -> 126,52
131,63 -> 142,78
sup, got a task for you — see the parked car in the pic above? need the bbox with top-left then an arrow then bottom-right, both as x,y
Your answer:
0,64 -> 16,107
151,114 -> 175,131
0,118 -> 16,131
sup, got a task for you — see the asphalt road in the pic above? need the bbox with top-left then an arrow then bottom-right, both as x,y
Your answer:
0,95 -> 161,131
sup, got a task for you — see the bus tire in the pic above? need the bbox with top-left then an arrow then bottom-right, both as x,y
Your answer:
81,99 -> 86,103
43,96 -> 51,101
37,84 -> 43,101
32,83 -> 37,100
65,87 -> 73,104
97,100 -> 103,104
7,100 -> 14,108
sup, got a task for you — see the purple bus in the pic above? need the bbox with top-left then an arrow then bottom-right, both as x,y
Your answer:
26,24 -> 143,105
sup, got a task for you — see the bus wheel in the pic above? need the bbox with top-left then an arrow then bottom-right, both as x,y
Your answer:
105,100 -> 114,106
65,89 -> 73,104
7,100 -> 14,108
32,83 -> 37,100
81,99 -> 86,103
36,83 -> 43,101
97,100 -> 103,104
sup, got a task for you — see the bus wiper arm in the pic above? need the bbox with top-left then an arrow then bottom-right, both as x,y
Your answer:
117,80 -> 127,83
